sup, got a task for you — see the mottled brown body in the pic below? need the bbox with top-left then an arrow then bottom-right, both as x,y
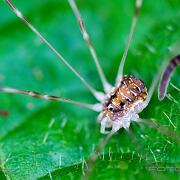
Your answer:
102,75 -> 147,121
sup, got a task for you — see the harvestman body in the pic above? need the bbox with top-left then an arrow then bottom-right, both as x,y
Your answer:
1,0 -> 176,178
98,75 -> 148,133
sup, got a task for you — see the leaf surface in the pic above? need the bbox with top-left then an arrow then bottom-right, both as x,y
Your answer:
0,0 -> 180,179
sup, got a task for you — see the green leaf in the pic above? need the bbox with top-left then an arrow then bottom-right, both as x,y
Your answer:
0,0 -> 180,179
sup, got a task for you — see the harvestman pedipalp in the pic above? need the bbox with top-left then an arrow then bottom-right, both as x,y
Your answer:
1,0 -> 180,179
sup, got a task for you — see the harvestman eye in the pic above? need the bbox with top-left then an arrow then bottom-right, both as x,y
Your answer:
1,0 -> 180,179
108,107 -> 113,111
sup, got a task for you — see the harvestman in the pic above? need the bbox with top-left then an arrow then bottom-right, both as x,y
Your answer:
1,0 -> 179,179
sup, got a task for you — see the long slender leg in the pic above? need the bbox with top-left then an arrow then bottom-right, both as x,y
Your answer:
138,118 -> 180,145
139,58 -> 170,111
0,86 -> 102,112
126,129 -> 147,162
158,55 -> 180,100
126,129 -> 161,167
82,131 -> 115,180
5,0 -> 105,102
68,0 -> 112,93
115,0 -> 142,84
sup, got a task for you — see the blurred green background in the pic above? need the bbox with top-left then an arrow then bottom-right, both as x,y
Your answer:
0,0 -> 180,179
